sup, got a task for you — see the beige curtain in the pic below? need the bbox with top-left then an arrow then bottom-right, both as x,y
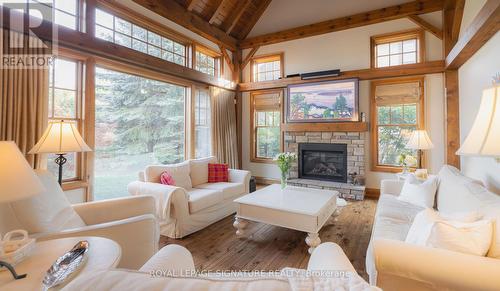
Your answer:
0,30 -> 49,167
210,86 -> 239,169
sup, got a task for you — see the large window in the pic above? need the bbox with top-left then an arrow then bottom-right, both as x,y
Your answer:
47,57 -> 83,180
194,89 -> 211,158
371,77 -> 424,172
94,67 -> 186,200
251,53 -> 283,82
251,90 -> 282,162
371,30 -> 424,68
95,8 -> 187,66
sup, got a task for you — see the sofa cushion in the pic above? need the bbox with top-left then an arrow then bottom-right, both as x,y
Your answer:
145,161 -> 192,190
190,156 -> 217,187
436,165 -> 484,213
376,194 -> 424,223
9,170 -> 86,233
187,188 -> 223,213
196,182 -> 245,200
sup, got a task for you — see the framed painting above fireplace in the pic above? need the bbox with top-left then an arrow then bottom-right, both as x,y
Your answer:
286,78 -> 359,123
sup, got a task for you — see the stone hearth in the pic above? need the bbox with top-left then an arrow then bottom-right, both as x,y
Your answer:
285,131 -> 366,200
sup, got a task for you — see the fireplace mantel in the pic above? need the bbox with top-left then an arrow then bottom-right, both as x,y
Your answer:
282,122 -> 368,132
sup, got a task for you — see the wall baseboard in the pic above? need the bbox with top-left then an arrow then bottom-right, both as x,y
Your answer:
254,176 -> 280,185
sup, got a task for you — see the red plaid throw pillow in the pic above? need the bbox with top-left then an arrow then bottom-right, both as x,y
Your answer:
208,163 -> 229,183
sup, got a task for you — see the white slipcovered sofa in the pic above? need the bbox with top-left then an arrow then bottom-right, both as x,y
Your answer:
366,165 -> 500,291
128,156 -> 251,238
62,242 -> 379,290
0,170 -> 159,269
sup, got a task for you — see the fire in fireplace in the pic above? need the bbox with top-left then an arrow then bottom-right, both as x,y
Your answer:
298,143 -> 348,183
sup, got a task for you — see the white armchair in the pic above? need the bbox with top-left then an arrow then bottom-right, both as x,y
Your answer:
0,170 -> 159,269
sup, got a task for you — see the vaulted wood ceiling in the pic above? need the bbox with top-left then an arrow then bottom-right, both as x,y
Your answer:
175,0 -> 272,40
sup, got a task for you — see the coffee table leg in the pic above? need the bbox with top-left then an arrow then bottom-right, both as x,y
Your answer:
305,233 -> 321,254
233,217 -> 248,236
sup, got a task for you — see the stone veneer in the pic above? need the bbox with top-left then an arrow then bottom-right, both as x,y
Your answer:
284,131 -> 367,200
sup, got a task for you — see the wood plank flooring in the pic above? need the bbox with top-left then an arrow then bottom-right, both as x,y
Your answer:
160,198 -> 377,279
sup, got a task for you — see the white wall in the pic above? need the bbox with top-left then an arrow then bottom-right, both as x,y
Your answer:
457,0 -> 500,194
242,13 -> 446,189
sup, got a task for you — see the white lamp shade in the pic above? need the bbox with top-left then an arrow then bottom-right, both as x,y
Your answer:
406,130 -> 434,150
0,141 -> 45,202
457,85 -> 500,156
29,120 -> 92,154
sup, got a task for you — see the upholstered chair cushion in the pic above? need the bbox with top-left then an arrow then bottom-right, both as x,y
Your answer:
145,161 -> 192,189
189,156 -> 217,186
9,170 -> 86,233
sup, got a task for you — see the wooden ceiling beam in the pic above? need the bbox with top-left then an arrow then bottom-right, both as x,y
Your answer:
132,0 -> 238,50
224,0 -> 252,35
451,0 -> 466,42
186,0 -> 201,11
209,0 -> 228,24
241,46 -> 260,70
238,0 -> 272,39
238,60 -> 445,91
407,15 -> 443,39
218,44 -> 235,73
239,0 -> 444,48
446,0 -> 500,69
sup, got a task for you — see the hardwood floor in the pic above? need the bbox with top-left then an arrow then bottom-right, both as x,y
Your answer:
160,198 -> 377,279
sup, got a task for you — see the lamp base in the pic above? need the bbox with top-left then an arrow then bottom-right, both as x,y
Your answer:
54,154 -> 67,185
0,261 -> 27,280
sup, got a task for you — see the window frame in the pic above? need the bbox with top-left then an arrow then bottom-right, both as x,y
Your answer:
250,89 -> 284,164
30,0 -> 83,31
190,86 -> 212,159
370,29 -> 425,69
250,52 -> 284,82
370,76 -> 425,173
47,50 -> 87,184
193,44 -> 222,77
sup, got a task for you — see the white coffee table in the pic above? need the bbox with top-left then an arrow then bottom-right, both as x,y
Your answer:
234,184 -> 338,254
0,236 -> 121,290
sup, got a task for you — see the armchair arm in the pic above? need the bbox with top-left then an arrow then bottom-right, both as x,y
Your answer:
229,169 -> 251,192
307,242 -> 355,272
380,180 -> 404,196
72,196 -> 156,225
374,239 -> 500,291
36,214 -> 159,270
139,244 -> 195,273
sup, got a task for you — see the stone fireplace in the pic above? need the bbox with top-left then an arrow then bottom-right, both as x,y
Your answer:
285,131 -> 366,200
299,143 -> 347,183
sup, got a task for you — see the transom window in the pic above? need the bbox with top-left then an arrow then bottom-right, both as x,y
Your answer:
95,8 -> 187,66
251,53 -> 283,82
47,57 -> 84,180
195,50 -> 216,76
25,0 -> 80,30
371,77 -> 425,172
251,90 -> 282,162
371,30 -> 424,68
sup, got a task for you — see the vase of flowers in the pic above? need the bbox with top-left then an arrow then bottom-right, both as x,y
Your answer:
274,152 -> 297,190
398,153 -> 417,174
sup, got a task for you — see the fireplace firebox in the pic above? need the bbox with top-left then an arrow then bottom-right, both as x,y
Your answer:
298,143 -> 348,183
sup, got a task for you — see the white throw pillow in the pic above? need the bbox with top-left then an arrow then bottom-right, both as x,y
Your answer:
406,208 -> 493,256
190,156 -> 217,186
397,175 -> 438,208
145,161 -> 192,189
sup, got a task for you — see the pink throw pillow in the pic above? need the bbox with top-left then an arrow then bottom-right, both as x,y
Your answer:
160,171 -> 175,186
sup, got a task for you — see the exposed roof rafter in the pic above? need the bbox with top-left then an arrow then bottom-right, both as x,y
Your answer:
407,15 -> 443,39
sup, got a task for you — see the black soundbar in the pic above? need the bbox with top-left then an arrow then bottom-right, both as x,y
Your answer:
300,69 -> 341,80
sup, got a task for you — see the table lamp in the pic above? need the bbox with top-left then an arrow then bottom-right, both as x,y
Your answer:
406,130 -> 434,169
29,120 -> 91,185
456,85 -> 500,161
0,141 -> 45,280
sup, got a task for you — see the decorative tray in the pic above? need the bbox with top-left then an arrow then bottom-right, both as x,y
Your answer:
42,240 -> 89,290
